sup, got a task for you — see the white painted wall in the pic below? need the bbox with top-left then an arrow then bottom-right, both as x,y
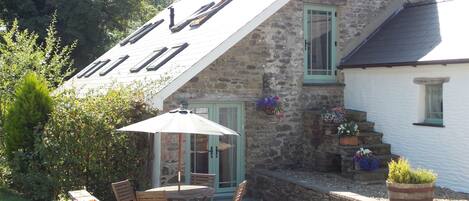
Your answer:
343,64 -> 469,193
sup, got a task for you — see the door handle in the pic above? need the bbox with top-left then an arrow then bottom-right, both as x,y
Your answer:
215,146 -> 219,158
209,146 -> 214,158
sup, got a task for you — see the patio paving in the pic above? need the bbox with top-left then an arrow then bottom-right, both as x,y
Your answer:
250,169 -> 469,201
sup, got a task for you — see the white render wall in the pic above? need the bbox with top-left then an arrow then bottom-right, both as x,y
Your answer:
343,64 -> 469,193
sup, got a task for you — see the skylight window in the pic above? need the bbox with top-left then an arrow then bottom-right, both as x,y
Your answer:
170,0 -> 231,33
120,19 -> 164,46
130,47 -> 168,73
77,62 -> 101,78
190,0 -> 232,28
99,55 -> 130,76
120,24 -> 151,46
147,43 -> 189,71
83,59 -> 111,78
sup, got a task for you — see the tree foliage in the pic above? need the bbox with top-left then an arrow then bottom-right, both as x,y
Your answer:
2,73 -> 54,201
3,73 -> 52,159
0,19 -> 75,107
0,0 -> 162,68
42,87 -> 158,200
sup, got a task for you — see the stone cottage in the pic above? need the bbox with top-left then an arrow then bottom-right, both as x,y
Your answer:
61,0 -> 468,198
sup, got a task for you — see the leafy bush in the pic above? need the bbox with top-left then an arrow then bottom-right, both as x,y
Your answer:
3,73 -> 52,158
0,19 -> 75,105
41,87 -> 158,200
2,73 -> 54,200
388,158 -> 437,184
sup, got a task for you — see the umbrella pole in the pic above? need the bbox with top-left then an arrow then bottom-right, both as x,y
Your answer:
178,133 -> 182,192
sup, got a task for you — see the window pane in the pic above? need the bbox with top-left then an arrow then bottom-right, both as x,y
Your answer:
100,55 -> 129,76
305,10 -> 333,76
129,48 -> 168,73
146,43 -> 189,71
425,84 -> 443,122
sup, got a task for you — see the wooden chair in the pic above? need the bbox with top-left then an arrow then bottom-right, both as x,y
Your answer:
136,191 -> 167,201
232,180 -> 247,201
190,173 -> 216,188
112,180 -> 137,201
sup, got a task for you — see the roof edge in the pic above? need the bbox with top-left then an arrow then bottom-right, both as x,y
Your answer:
339,58 -> 469,69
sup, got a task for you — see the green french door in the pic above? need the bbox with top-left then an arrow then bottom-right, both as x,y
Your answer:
185,103 -> 245,194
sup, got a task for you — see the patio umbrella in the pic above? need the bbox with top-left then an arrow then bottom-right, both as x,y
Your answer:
117,108 -> 239,191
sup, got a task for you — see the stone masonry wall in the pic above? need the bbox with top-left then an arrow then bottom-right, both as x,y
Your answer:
159,0 -> 398,185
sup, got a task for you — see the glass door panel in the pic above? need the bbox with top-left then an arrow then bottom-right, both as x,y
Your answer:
185,103 -> 244,194
189,107 -> 211,174
217,107 -> 239,189
303,5 -> 336,82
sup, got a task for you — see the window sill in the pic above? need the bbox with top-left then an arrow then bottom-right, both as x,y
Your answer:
413,123 -> 445,128
303,82 -> 345,87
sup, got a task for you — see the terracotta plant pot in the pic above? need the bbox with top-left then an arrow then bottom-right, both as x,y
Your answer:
339,136 -> 358,146
387,181 -> 435,201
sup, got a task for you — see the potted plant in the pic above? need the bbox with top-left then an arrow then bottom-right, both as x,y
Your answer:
321,106 -> 346,124
353,148 -> 379,171
337,121 -> 359,145
256,96 -> 284,119
387,158 -> 437,201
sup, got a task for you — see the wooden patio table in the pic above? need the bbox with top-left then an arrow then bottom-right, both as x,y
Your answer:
146,185 -> 215,201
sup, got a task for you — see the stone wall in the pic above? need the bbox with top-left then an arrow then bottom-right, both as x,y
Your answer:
159,0 -> 398,185
250,169 -> 353,201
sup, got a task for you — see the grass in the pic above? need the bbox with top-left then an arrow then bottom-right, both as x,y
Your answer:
0,187 -> 30,201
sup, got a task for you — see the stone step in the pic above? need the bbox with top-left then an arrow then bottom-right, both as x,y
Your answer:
357,132 -> 383,145
351,168 -> 388,183
346,109 -> 367,122
357,121 -> 375,132
341,154 -> 400,172
339,143 -> 391,157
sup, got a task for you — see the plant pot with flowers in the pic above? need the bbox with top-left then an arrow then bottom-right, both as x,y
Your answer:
353,148 -> 379,171
256,96 -> 284,119
387,158 -> 437,201
337,122 -> 359,146
320,107 -> 346,135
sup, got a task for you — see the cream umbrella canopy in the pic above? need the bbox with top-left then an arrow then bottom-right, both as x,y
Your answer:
117,108 -> 239,191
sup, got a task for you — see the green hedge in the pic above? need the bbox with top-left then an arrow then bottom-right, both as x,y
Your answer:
41,88 -> 157,200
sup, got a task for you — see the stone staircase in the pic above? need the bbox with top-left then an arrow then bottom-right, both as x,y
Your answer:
339,110 -> 399,184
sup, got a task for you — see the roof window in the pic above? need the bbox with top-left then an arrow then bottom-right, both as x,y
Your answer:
77,62 -> 101,78
120,19 -> 164,46
99,55 -> 130,76
130,47 -> 168,73
83,59 -> 111,78
190,0 -> 232,28
147,43 -> 189,71
170,0 -> 231,33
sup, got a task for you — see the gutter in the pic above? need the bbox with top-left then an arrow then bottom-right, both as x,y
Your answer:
338,58 -> 469,69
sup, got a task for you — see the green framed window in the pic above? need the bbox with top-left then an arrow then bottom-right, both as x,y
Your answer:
425,84 -> 443,125
303,5 -> 337,83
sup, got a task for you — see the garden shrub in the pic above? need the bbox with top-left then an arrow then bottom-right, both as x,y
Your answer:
3,73 -> 52,158
388,158 -> 437,184
42,87 -> 158,200
2,73 -> 54,200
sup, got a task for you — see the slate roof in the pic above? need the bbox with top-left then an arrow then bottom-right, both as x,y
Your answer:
341,0 -> 469,68
60,0 -> 289,105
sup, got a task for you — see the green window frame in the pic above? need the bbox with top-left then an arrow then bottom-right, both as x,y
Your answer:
303,5 -> 337,83
425,84 -> 443,125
